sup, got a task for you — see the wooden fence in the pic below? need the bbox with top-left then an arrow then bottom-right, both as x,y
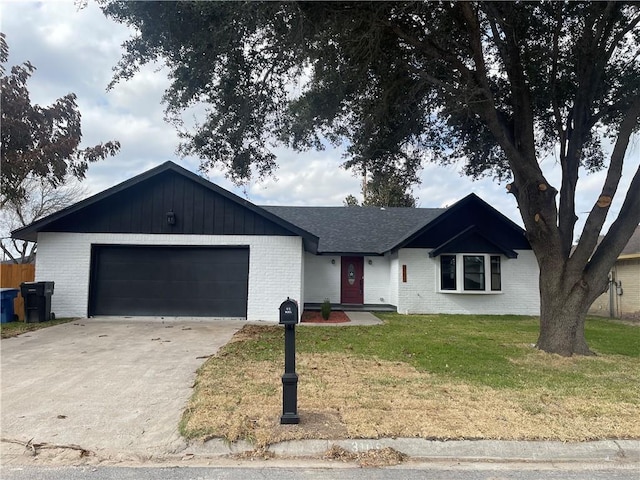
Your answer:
1,264 -> 35,321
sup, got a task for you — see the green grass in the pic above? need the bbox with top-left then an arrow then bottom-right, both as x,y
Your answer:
0,318 -> 75,338
223,314 -> 639,394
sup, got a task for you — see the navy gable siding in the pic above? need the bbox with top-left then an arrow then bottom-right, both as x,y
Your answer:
402,198 -> 530,252
41,171 -> 295,237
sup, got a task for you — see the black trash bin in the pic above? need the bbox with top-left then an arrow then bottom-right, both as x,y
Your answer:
20,281 -> 55,323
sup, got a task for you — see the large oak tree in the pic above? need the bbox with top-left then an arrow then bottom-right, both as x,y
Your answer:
100,1 -> 640,355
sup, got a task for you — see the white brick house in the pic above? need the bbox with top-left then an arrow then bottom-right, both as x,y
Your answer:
13,162 -> 540,321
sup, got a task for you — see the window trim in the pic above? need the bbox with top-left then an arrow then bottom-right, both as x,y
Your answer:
437,253 -> 503,294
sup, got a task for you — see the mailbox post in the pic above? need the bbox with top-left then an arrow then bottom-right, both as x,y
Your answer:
279,297 -> 300,424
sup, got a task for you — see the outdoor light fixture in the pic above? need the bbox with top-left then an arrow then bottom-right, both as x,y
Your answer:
166,210 -> 176,225
368,259 -> 373,265
331,259 -> 336,265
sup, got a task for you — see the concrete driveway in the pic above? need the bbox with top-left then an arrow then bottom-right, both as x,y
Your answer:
0,318 -> 244,460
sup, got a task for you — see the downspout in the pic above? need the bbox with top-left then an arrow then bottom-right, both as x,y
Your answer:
609,271 -> 615,318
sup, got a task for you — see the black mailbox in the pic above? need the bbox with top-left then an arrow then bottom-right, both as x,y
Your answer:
279,297 -> 299,325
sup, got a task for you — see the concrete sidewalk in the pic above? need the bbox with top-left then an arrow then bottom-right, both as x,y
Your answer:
185,437 -> 639,464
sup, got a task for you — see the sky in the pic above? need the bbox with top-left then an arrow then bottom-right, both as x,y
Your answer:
1,0 -> 637,235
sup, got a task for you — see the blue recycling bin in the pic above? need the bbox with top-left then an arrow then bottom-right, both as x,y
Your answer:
0,288 -> 20,323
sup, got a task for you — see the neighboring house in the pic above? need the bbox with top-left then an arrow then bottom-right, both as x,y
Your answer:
588,226 -> 640,320
12,161 -> 540,322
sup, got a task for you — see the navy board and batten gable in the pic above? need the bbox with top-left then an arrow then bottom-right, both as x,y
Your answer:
13,162 -> 318,250
395,193 -> 530,255
12,161 -> 537,320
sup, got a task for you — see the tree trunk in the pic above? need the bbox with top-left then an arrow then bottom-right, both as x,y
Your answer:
536,268 -> 595,356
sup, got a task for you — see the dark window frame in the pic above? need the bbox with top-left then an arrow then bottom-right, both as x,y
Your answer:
463,255 -> 485,291
440,255 -> 457,290
490,256 -> 501,291
438,254 -> 502,293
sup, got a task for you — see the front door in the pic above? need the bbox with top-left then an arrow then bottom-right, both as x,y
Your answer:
341,256 -> 364,304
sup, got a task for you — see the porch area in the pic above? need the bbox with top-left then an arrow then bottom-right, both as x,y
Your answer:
304,302 -> 397,313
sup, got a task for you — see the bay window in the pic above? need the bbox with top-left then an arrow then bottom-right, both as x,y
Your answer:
439,254 -> 502,293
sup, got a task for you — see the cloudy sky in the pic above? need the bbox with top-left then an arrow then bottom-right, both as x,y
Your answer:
1,1 -> 637,234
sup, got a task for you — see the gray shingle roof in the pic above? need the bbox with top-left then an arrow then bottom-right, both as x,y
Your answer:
262,206 -> 444,254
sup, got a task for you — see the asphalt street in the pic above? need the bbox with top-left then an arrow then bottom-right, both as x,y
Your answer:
1,462 -> 638,480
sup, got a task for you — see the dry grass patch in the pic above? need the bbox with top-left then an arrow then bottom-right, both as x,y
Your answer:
181,318 -> 639,447
182,351 -> 640,447
0,318 -> 75,339
323,445 -> 407,467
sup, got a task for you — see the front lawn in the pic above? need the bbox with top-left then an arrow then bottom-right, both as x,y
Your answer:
181,314 -> 640,447
0,318 -> 75,339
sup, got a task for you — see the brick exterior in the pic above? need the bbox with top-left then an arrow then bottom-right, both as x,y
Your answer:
363,256 -> 391,304
36,232 -> 539,320
35,232 -> 303,322
301,249 -> 538,315
395,248 -> 540,315
303,253 -> 340,303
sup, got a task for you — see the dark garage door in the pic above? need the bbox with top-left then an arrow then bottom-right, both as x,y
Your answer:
89,245 -> 249,317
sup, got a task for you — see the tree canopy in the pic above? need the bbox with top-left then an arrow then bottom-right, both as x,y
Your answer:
0,33 -> 120,207
100,1 -> 640,355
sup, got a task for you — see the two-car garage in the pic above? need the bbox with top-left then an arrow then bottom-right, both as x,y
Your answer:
88,245 -> 249,318
11,162 -> 314,322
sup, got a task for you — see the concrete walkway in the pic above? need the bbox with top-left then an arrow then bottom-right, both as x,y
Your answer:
344,311 -> 384,325
298,311 -> 384,327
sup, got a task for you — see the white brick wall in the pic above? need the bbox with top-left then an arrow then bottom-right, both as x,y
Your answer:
35,232 -> 303,322
396,248 -> 540,315
303,253 -> 340,303
389,253 -> 399,306
363,256 -> 391,304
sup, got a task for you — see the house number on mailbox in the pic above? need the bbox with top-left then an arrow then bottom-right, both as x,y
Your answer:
348,263 -> 355,285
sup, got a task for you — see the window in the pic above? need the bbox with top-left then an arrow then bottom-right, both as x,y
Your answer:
440,255 -> 456,290
463,255 -> 485,290
438,254 -> 501,293
490,256 -> 501,291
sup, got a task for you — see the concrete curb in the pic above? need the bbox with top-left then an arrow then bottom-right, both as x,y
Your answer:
187,438 -> 640,463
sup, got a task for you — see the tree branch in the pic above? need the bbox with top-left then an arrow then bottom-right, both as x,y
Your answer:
557,3 -> 617,257
550,6 -> 567,163
0,240 -> 19,263
570,97 -> 640,275
586,163 -> 640,302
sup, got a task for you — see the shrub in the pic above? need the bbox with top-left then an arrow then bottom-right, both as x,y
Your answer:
321,298 -> 332,320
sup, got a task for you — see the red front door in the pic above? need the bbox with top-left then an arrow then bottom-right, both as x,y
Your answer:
341,257 -> 364,304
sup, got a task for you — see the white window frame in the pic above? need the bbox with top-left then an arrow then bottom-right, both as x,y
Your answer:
436,253 -> 503,294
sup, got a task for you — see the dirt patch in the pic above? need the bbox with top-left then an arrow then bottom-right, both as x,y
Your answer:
323,444 -> 407,467
271,410 -> 348,439
301,311 -> 350,323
